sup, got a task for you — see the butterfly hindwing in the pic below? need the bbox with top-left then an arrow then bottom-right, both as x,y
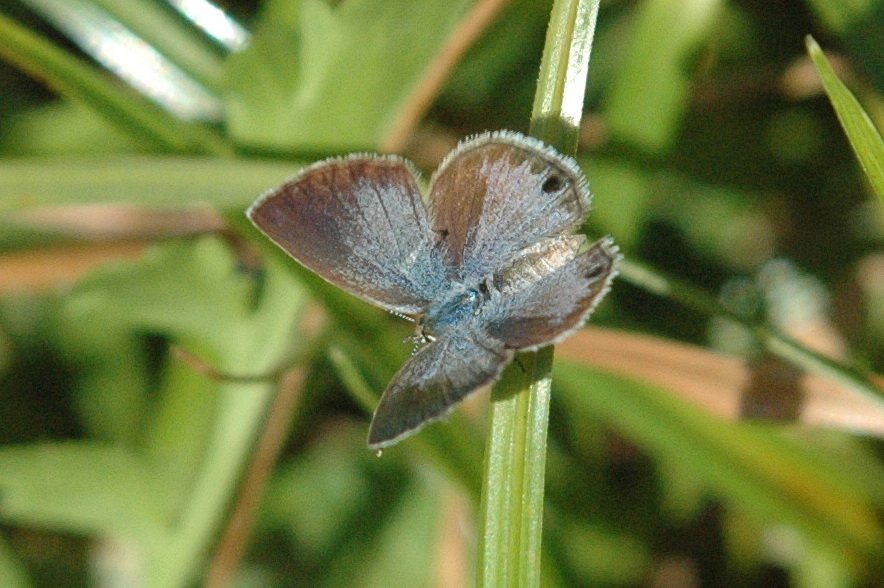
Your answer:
483,237 -> 620,349
368,332 -> 512,448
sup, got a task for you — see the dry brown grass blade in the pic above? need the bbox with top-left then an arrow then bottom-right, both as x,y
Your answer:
434,488 -> 471,588
0,241 -> 148,293
1,206 -> 227,293
14,205 -> 223,240
205,367 -> 307,588
557,327 -> 884,438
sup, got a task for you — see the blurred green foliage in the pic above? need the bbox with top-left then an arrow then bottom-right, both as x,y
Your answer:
0,0 -> 882,586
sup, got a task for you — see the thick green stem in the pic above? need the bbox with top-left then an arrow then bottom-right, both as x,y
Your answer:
477,1 -> 600,586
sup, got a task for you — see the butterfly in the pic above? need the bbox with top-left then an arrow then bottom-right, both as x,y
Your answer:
248,131 -> 620,448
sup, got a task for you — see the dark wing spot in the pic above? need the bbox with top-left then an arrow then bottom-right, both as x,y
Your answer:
541,173 -> 564,194
585,265 -> 606,278
584,263 -> 608,280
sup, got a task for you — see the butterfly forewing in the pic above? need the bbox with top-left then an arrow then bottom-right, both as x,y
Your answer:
428,131 -> 590,282
249,157 -> 451,315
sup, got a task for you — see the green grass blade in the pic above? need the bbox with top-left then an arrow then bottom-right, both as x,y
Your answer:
479,351 -> 555,587
806,35 -> 884,201
478,1 -> 600,586
0,157 -> 297,212
20,0 -> 224,119
0,444 -> 168,539
88,0 -> 230,92
0,13 -> 231,155
554,362 -> 884,559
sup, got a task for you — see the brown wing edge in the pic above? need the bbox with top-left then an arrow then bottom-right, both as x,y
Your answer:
430,129 -> 592,216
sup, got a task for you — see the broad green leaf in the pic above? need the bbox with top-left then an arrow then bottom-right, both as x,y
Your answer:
150,245 -> 304,587
265,426 -> 447,587
806,36 -> 884,201
224,0 -> 472,151
605,0 -> 721,151
0,443 -> 169,541
67,238 -> 257,350
59,324 -> 150,445
0,534 -> 29,588
58,237 -> 307,585
65,237 -> 304,475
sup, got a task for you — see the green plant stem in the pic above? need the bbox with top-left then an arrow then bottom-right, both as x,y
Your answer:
477,1 -> 599,587
479,351 -> 554,587
530,0 -> 599,154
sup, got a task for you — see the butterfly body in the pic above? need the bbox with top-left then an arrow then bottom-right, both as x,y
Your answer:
248,131 -> 620,448
420,284 -> 487,338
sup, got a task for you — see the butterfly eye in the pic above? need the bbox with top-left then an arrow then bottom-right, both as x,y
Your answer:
541,173 -> 564,194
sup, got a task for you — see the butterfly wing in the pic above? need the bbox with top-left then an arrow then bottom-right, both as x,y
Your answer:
428,131 -> 590,283
248,156 -> 451,314
368,332 -> 512,449
483,237 -> 620,349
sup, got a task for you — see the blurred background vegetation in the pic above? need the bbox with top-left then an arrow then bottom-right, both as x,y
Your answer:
0,0 -> 882,586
